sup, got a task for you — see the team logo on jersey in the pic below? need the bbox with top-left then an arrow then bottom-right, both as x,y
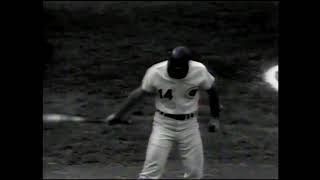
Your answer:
185,87 -> 199,99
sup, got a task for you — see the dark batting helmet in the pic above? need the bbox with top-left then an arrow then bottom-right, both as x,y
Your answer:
167,46 -> 192,79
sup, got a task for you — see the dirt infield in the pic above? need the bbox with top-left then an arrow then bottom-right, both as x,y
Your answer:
43,160 -> 278,179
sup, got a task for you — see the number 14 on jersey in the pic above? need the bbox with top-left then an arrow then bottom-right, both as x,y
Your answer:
158,89 -> 173,100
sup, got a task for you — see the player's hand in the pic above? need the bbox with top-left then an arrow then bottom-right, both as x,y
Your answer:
104,113 -> 131,125
208,118 -> 220,133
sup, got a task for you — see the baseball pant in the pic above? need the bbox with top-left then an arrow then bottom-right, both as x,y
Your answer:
138,112 -> 204,179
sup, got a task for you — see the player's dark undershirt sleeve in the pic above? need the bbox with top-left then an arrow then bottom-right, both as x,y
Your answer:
207,86 -> 220,119
203,66 -> 220,119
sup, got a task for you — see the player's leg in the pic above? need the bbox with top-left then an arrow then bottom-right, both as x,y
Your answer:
178,125 -> 204,179
138,123 -> 174,179
138,143 -> 172,179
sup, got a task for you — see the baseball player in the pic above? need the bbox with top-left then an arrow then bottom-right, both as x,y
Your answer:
105,46 -> 221,179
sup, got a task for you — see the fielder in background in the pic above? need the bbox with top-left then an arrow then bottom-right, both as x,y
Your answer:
105,46 -> 221,179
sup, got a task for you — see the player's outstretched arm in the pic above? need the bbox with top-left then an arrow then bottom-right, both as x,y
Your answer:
105,87 -> 152,125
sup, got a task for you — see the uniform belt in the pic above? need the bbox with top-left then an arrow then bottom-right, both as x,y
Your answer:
156,109 -> 195,121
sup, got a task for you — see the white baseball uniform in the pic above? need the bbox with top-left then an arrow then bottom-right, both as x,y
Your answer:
138,60 -> 215,179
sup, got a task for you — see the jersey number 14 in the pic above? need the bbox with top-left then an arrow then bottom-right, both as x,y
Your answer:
158,89 -> 173,100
